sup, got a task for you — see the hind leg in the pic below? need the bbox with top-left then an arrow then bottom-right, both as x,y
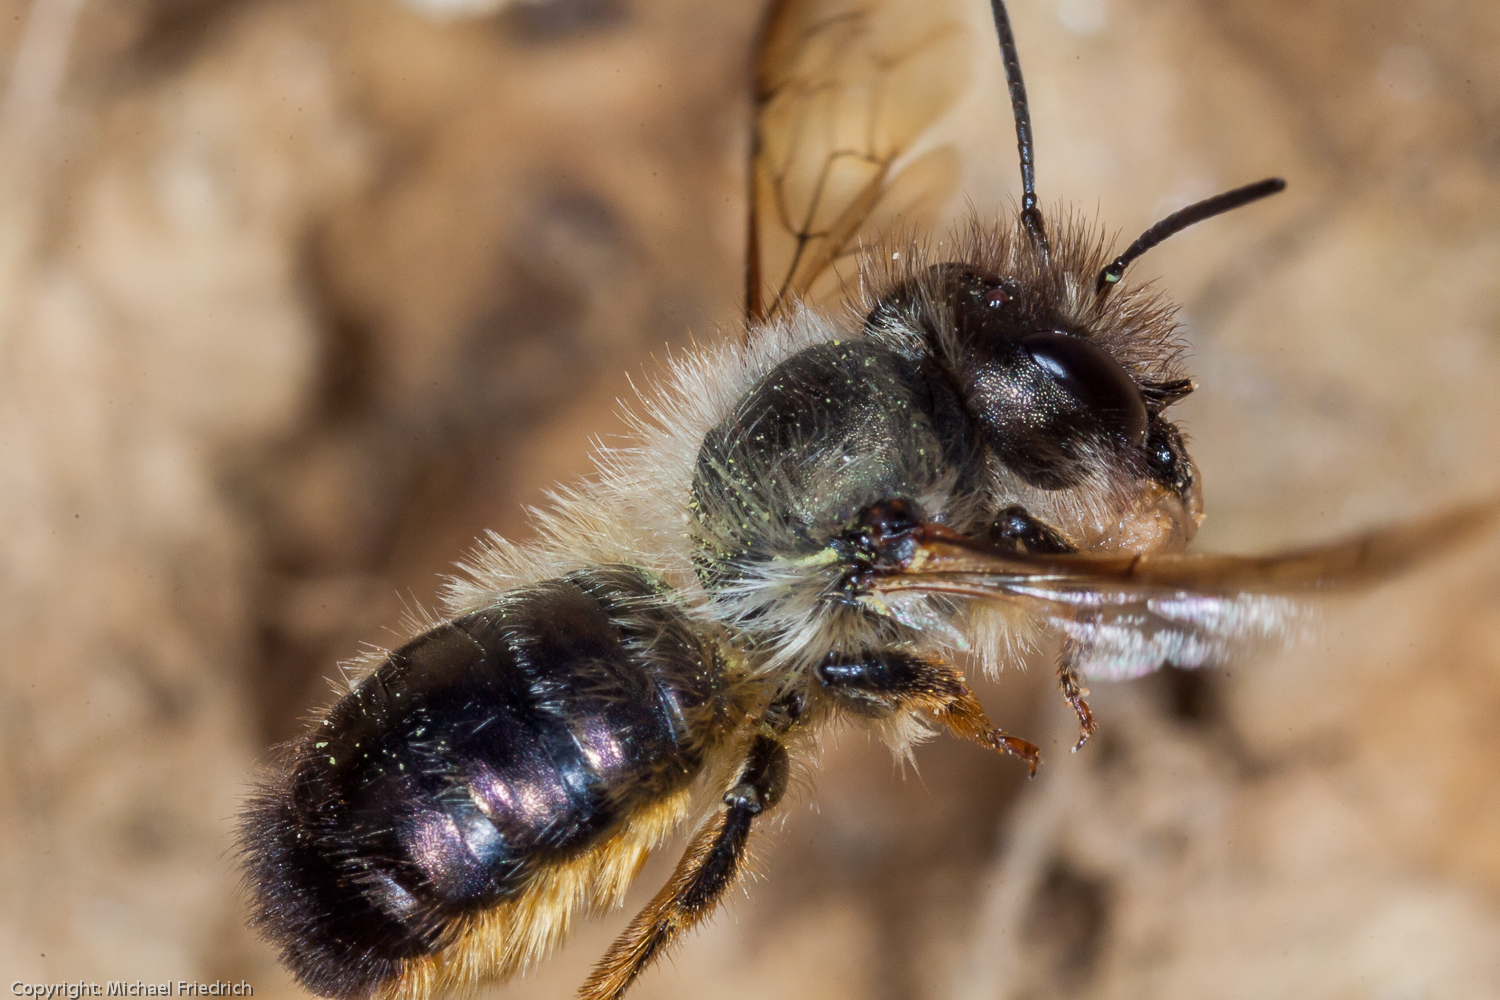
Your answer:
577,729 -> 790,1000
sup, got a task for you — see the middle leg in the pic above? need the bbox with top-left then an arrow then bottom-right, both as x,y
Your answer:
816,650 -> 1040,775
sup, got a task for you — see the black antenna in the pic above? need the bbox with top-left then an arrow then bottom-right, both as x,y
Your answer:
1096,177 -> 1286,295
989,0 -> 1048,259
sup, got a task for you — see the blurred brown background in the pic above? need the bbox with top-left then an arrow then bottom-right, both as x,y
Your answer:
1,0 -> 1498,997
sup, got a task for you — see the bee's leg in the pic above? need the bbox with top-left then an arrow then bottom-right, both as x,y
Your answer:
986,511 -> 1095,747
1057,637 -> 1097,752
817,651 -> 1040,776
577,729 -> 790,1000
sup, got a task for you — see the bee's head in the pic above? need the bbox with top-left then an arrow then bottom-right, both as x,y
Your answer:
864,223 -> 1201,552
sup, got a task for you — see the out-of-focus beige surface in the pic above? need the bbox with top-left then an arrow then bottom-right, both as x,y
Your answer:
1,0 -> 1497,998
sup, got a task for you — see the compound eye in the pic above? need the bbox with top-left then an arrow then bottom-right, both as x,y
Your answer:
1022,331 -> 1148,447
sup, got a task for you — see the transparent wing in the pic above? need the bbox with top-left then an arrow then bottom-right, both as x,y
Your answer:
998,587 -> 1309,682
748,0 -> 970,324
866,500 -> 1500,681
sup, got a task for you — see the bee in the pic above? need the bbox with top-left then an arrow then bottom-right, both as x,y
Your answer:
239,0 -> 1497,998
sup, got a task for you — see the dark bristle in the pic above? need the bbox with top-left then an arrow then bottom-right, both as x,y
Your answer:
862,210 -> 1186,390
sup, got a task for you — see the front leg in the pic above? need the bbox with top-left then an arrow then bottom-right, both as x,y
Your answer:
1057,637 -> 1098,752
578,727 -> 791,1000
816,650 -> 1040,776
